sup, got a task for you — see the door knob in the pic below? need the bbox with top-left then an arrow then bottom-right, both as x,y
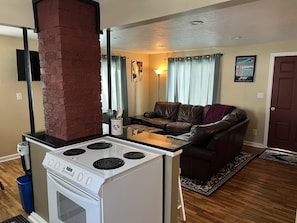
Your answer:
270,107 -> 276,111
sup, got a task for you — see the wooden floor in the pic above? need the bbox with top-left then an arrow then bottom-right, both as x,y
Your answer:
177,146 -> 297,223
0,146 -> 297,223
0,159 -> 29,221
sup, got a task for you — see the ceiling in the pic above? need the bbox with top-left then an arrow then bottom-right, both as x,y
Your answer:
1,0 -> 297,54
100,0 -> 297,54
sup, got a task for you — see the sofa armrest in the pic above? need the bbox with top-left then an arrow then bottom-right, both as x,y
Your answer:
207,118 -> 249,150
190,120 -> 232,147
144,112 -> 158,118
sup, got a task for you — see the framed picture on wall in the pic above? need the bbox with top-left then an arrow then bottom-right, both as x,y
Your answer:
234,55 -> 256,82
131,60 -> 143,82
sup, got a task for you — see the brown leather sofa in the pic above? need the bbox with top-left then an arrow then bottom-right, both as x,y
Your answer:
181,108 -> 249,182
130,101 -> 249,182
130,102 -> 205,134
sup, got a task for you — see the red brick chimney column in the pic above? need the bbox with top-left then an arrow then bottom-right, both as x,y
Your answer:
36,0 -> 102,141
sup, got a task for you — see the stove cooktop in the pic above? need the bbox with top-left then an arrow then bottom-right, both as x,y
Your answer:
42,136 -> 163,195
55,138 -> 154,171
61,142 -> 147,170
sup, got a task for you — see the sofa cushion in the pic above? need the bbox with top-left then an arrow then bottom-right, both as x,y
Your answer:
177,104 -> 204,124
203,104 -> 235,124
141,117 -> 174,129
154,102 -> 181,120
166,121 -> 193,133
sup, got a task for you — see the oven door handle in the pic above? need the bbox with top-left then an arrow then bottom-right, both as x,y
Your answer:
48,173 -> 99,204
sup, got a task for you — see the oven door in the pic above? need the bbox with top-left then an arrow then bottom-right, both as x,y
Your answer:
47,172 -> 101,223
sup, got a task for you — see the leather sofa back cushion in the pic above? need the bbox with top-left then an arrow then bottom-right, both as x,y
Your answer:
177,104 -> 204,124
154,102 -> 181,120
203,104 -> 235,124
190,119 -> 233,147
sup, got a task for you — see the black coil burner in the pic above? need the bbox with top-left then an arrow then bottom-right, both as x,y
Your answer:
87,142 -> 112,150
63,148 -> 86,156
93,157 -> 125,170
123,152 -> 146,159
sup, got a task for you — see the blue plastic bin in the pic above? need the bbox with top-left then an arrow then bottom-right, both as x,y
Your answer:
16,174 -> 34,213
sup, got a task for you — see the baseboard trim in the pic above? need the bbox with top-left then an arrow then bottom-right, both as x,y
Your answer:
0,153 -> 19,163
244,140 -> 266,149
28,212 -> 48,223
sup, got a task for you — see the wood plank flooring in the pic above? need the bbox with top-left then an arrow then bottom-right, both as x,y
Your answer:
0,159 -> 29,221
0,147 -> 296,223
177,149 -> 297,223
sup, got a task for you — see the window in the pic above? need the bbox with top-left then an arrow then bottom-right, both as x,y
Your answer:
101,56 -> 128,124
166,54 -> 222,105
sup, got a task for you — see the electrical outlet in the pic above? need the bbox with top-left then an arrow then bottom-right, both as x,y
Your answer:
252,129 -> 258,136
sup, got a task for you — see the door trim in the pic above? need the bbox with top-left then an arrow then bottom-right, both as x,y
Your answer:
264,51 -> 297,148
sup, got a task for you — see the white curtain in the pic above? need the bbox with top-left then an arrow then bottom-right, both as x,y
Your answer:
101,55 -> 128,124
166,54 -> 222,105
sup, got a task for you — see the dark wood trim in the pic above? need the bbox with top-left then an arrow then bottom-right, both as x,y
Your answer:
32,0 -> 101,34
32,0 -> 42,33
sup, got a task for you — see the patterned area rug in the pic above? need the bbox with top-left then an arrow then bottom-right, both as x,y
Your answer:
259,148 -> 297,166
181,151 -> 257,196
0,215 -> 30,223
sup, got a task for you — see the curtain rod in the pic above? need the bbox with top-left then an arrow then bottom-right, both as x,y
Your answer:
102,55 -> 126,59
168,53 -> 223,60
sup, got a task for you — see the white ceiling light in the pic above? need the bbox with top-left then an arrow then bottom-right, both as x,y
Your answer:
232,36 -> 242,40
191,20 -> 204,25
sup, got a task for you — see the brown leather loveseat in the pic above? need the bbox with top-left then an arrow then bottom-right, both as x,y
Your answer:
130,101 -> 249,182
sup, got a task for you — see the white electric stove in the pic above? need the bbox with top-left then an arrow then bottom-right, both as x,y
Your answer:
42,136 -> 164,223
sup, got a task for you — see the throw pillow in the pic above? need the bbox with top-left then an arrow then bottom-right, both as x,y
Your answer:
203,104 -> 234,124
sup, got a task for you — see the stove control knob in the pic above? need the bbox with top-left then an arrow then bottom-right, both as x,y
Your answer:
48,159 -> 54,167
77,173 -> 83,182
54,162 -> 60,169
86,177 -> 92,186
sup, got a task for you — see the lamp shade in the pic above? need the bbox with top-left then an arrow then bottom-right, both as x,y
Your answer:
154,69 -> 162,75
